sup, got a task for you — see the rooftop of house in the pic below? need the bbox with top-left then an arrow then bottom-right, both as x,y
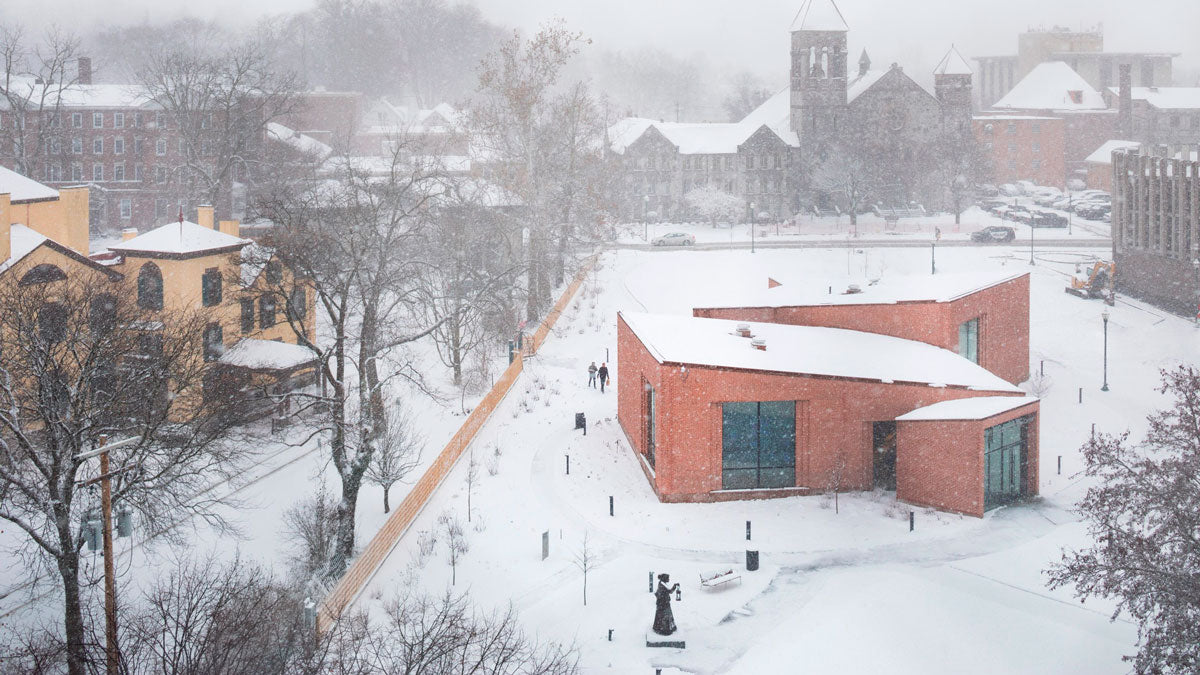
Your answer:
0,165 -> 61,203
896,395 -> 1038,421
267,122 -> 333,158
992,62 -> 1107,111
620,312 -> 1022,393
694,270 -> 1028,310
1105,86 -> 1200,110
1085,140 -> 1141,164
108,221 -> 249,257
2,76 -> 151,109
0,224 -> 49,275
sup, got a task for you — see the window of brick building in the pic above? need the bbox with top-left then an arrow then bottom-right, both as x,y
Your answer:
156,138 -> 167,156
1006,122 -> 1016,135
155,111 -> 166,129
958,318 -> 979,364
93,138 -> 103,154
71,163 -> 82,181
133,112 -> 143,128
92,112 -> 103,128
1032,142 -> 1041,154
113,163 -> 124,181
1032,159 -> 1042,170
1031,122 -> 1041,133
721,401 -> 796,490
155,166 -> 167,184
155,198 -> 168,220
114,112 -> 124,129
92,163 -> 103,181
133,138 -> 143,154
71,112 -> 82,128
119,198 -> 131,219
71,137 -> 82,154
134,164 -> 144,182
114,138 -> 124,155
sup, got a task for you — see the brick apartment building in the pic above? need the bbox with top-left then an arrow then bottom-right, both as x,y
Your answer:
617,271 -> 1038,517
973,115 -> 1066,188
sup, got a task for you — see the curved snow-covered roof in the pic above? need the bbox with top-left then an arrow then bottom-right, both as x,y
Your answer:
109,221 -> 248,257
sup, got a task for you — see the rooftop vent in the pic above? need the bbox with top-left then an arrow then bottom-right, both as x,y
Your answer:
736,323 -> 753,338
751,338 -> 767,351
844,284 -> 862,295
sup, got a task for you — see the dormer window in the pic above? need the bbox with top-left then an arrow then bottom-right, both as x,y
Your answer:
1067,90 -> 1083,104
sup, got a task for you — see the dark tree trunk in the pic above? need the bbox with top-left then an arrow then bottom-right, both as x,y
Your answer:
383,485 -> 391,514
58,547 -> 88,675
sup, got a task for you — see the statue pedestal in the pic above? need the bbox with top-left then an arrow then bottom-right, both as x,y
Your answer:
645,627 -> 687,649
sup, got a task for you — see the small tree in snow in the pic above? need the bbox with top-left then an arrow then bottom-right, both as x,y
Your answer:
440,512 -> 469,585
684,186 -> 745,227
465,451 -> 480,522
1046,366 -> 1200,673
365,405 -> 425,514
572,532 -> 596,606
826,452 -> 848,514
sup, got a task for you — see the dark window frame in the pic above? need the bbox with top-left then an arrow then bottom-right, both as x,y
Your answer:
201,268 -> 222,307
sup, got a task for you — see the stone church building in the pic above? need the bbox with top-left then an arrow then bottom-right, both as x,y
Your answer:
608,0 -> 974,222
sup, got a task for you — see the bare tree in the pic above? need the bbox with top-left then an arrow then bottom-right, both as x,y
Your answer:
439,512 -> 468,586
0,272 -> 247,675
810,144 -> 875,227
138,41 -> 299,219
282,486 -> 339,583
0,24 -> 82,181
465,451 -> 479,523
722,70 -> 772,121
1047,366 -> 1200,674
572,532 -> 596,606
365,405 -> 424,514
256,141 -> 447,581
826,452 -> 848,514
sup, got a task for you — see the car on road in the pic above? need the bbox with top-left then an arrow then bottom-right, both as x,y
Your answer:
1030,210 -> 1068,228
651,232 -> 696,247
971,225 -> 1016,243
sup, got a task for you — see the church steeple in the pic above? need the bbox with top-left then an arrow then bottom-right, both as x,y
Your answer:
934,45 -> 974,134
789,0 -> 849,142
858,49 -> 871,78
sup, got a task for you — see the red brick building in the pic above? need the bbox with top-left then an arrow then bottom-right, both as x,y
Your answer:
617,271 -> 1037,517
973,115 -> 1066,188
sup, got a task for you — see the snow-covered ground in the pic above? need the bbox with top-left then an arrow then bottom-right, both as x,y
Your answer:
346,242 -> 1185,674
617,205 -> 1109,246
7,237 -> 1184,673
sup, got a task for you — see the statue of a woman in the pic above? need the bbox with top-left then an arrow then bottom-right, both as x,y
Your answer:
652,573 -> 680,635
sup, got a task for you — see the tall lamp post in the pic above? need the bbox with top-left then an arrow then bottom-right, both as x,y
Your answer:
643,195 -> 650,242
1192,254 -> 1199,325
1101,309 -> 1110,391
749,201 -> 756,253
1029,218 -> 1035,265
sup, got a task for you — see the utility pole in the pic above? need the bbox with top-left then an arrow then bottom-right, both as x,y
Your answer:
78,436 -> 140,675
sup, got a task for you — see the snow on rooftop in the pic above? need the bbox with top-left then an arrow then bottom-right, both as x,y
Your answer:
896,396 -> 1038,422
621,312 -> 1022,392
934,46 -> 973,76
5,76 -> 151,108
219,339 -> 315,371
992,62 -> 1107,111
1106,86 -> 1200,110
739,88 -> 800,146
0,165 -> 60,203
109,221 -> 248,256
267,122 -> 333,158
1085,140 -> 1141,165
790,0 -> 849,32
0,224 -> 49,275
696,270 -> 1027,310
848,69 -> 889,103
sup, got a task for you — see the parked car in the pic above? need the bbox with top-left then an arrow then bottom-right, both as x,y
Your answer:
1030,210 -> 1068,228
1075,205 -> 1110,220
971,226 -> 1016,243
651,232 -> 696,247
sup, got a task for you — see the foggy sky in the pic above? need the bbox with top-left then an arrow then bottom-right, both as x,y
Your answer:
3,0 -> 1198,86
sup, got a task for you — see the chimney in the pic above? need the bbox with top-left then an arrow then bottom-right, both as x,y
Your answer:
57,186 -> 91,255
736,323 -> 753,338
196,205 -> 215,230
0,193 -> 10,264
1118,63 -> 1133,138
121,227 -> 139,241
218,219 -> 240,238
750,338 -> 767,351
76,57 -> 92,86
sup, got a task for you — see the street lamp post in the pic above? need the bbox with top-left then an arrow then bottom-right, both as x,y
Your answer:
749,201 -> 756,253
1101,309 -> 1110,391
1029,219 -> 1035,265
643,195 -> 649,242
1068,189 -> 1073,236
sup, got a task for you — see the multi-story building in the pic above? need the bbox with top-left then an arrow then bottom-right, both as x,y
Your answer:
973,115 -> 1066,188
608,0 -> 973,221
1103,85 -> 1200,150
1111,148 -> 1200,314
975,26 -> 1175,108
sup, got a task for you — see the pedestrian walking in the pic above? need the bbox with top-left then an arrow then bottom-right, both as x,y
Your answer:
587,361 -> 598,388
598,363 -> 609,393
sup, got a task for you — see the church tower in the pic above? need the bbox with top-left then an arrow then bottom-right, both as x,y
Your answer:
789,0 -> 849,144
933,45 -> 974,135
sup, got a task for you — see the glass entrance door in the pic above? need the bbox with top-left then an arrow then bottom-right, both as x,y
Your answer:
984,415 -> 1032,510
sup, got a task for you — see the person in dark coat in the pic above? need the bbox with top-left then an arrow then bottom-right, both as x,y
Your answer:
653,573 -> 680,635
587,361 -> 598,388
597,363 -> 609,393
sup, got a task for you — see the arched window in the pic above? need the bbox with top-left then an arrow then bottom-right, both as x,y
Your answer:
38,302 -> 68,344
19,264 -> 67,286
137,262 -> 163,311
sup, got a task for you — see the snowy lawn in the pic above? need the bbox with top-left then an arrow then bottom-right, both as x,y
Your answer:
343,242 -> 1189,673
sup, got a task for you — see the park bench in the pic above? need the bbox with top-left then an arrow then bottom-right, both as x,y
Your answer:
699,568 -> 742,589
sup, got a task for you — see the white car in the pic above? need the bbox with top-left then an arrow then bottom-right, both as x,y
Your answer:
651,232 -> 696,247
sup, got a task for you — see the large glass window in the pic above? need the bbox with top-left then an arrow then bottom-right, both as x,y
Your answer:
643,380 -> 656,468
958,317 -> 979,364
984,415 -> 1033,510
721,401 -> 795,490
202,268 -> 222,306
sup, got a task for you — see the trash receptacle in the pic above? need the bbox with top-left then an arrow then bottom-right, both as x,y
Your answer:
746,550 -> 759,571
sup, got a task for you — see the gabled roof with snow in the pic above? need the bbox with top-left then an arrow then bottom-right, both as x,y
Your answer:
740,88 -> 800,146
1106,86 -> 1200,110
109,221 -> 249,258
267,122 -> 333,158
696,270 -> 1028,311
790,0 -> 849,32
992,62 -> 1107,111
896,396 -> 1038,421
621,312 -> 1022,393
0,165 -> 60,203
2,76 -> 152,109
934,47 -> 973,76
0,224 -> 49,275
1085,140 -> 1141,165
848,69 -> 890,103
607,115 -> 796,156
219,339 -> 316,371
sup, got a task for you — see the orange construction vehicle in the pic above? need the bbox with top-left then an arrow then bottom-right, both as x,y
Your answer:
1066,261 -> 1115,304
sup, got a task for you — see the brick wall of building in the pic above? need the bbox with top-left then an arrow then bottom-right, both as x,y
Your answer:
974,116 -> 1066,188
